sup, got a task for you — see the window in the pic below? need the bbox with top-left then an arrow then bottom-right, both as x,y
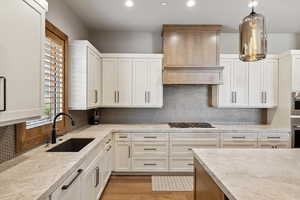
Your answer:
16,21 -> 69,153
26,30 -> 65,128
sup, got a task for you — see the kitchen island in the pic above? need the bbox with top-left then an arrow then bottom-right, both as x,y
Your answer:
193,149 -> 300,200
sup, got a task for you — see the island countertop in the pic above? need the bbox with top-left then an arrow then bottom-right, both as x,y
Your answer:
193,149 -> 300,200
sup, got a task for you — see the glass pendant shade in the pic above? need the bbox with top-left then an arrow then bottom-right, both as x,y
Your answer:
239,11 -> 267,62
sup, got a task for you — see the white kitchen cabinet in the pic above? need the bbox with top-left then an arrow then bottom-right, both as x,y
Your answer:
102,58 -> 132,106
169,158 -> 194,172
249,57 -> 278,108
133,59 -> 163,107
132,157 -> 169,172
51,168 -> 83,200
103,142 -> 113,183
212,54 -> 278,108
212,55 -> 248,107
291,53 -> 300,92
0,0 -> 48,126
169,133 -> 219,172
258,132 -> 291,149
222,133 -> 258,148
114,141 -> 131,171
69,40 -> 102,110
101,54 -> 163,108
81,153 -> 103,200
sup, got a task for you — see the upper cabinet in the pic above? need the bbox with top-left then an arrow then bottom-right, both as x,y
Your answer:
69,41 -> 102,110
102,58 -> 133,106
212,56 -> 249,107
212,54 -> 278,108
162,25 -> 223,85
102,54 -> 163,108
249,58 -> 278,107
0,0 -> 48,126
279,50 -> 300,92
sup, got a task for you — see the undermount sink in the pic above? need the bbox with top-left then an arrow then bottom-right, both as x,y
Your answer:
47,138 -> 95,152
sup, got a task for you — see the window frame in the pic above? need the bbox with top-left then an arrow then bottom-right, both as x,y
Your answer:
16,21 -> 69,153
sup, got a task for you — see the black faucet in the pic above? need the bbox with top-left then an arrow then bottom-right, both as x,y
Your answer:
51,113 -> 76,144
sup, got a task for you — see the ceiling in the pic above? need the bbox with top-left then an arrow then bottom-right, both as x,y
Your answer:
63,0 -> 300,33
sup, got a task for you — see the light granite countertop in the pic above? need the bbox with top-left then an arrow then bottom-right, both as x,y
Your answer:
0,124 -> 291,200
193,149 -> 300,200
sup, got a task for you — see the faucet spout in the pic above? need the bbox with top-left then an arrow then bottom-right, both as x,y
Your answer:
51,113 -> 76,144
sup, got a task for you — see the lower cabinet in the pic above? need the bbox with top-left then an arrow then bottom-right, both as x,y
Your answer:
132,158 -> 169,172
114,140 -> 131,171
81,153 -> 104,200
50,136 -> 113,200
221,133 -> 258,148
51,168 -> 83,200
169,133 -> 220,172
169,158 -> 194,172
103,142 -> 113,183
258,133 -> 291,149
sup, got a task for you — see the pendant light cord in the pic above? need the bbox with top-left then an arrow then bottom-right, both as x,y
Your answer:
251,0 -> 255,14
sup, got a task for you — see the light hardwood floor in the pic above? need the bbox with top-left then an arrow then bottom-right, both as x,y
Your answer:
100,176 -> 193,200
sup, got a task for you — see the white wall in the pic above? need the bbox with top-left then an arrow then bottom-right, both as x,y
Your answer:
46,0 -> 89,40
89,31 -> 300,54
89,31 -> 162,53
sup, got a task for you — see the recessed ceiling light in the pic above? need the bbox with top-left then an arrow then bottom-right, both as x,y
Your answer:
186,0 -> 196,7
125,0 -> 134,7
248,0 -> 258,8
161,2 -> 168,6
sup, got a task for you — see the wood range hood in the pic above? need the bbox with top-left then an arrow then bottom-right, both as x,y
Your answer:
162,25 -> 223,85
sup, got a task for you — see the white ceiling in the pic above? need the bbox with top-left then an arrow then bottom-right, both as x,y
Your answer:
63,0 -> 300,33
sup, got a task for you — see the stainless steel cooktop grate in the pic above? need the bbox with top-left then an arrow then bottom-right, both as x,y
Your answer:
168,122 -> 215,128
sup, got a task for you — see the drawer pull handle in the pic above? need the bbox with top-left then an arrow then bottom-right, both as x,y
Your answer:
187,148 -> 193,151
119,136 -> 128,139
144,163 -> 157,166
144,136 -> 157,139
95,167 -> 100,187
187,163 -> 194,166
0,76 -> 6,112
267,136 -> 281,139
61,169 -> 83,190
144,148 -> 157,151
128,146 -> 131,158
232,136 -> 246,139
106,145 -> 112,152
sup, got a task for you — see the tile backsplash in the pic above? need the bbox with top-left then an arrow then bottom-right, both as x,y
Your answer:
0,126 -> 16,164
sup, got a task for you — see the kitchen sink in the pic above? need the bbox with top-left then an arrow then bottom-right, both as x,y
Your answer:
47,138 -> 95,152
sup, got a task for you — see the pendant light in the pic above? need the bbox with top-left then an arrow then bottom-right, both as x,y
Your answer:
239,0 -> 267,62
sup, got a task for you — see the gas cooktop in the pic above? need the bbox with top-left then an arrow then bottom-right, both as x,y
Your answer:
168,122 -> 215,128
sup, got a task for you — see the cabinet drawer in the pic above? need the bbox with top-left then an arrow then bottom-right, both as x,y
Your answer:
258,142 -> 290,149
222,133 -> 258,148
259,133 -> 290,142
132,142 -> 168,157
170,133 -> 220,142
115,133 -> 131,141
169,158 -> 194,172
132,133 -> 168,141
132,158 -> 168,171
170,143 -> 218,157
